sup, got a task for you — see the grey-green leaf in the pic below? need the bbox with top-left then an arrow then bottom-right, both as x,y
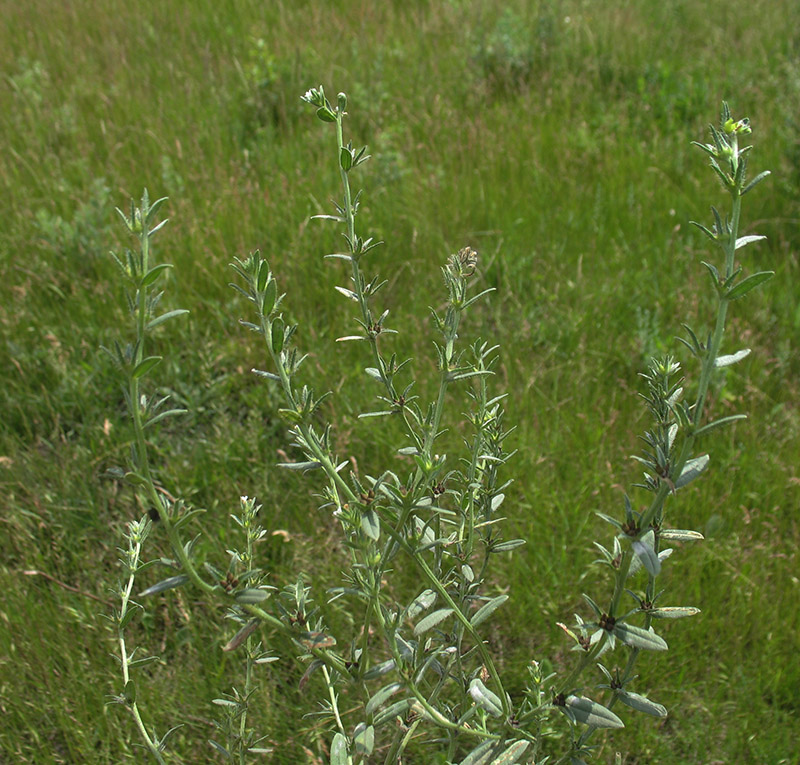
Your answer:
458,739 -> 500,765
330,732 -> 348,765
140,574 -> 190,597
132,356 -> 162,379
234,588 -> 270,604
632,531 -> 661,577
366,682 -> 402,716
726,271 -> 774,301
414,607 -> 454,636
353,724 -> 374,756
406,589 -> 436,620
650,606 -> 700,619
470,594 -> 509,628
492,740 -> 531,764
361,508 -> 380,541
675,454 -> 709,489
565,695 -> 624,728
468,678 -> 503,717
734,234 -> 766,250
617,690 -> 667,717
614,623 -> 668,651
659,528 -> 704,542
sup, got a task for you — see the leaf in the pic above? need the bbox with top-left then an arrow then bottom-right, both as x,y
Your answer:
366,683 -> 402,716
470,595 -> 509,628
726,271 -> 774,301
362,658 -> 396,681
406,589 -> 436,620
650,606 -> 701,619
564,695 -> 624,728
632,531 -> 661,577
468,678 -> 503,717
740,169 -> 771,195
617,690 -> 667,718
373,699 -> 411,727
353,723 -> 374,756
659,528 -> 704,542
458,739 -> 501,765
715,349 -> 751,367
298,631 -> 336,650
139,574 -> 190,597
207,740 -> 230,757
141,263 -> 173,288
491,539 -> 526,553
675,454 -> 709,489
693,414 -> 747,438
128,655 -> 162,669
614,623 -> 668,651
132,356 -> 162,379
735,234 -> 766,250
123,679 -> 136,703
271,319 -> 284,353
360,508 -> 381,541
414,608 -> 454,636
144,408 -> 188,428
146,309 -> 190,332
330,732 -> 348,765
492,740 -> 531,764
223,619 -> 261,651
234,588 -> 270,604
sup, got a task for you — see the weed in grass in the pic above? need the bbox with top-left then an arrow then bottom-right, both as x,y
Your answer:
98,91 -> 774,764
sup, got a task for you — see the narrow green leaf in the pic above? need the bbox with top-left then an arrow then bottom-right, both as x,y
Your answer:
128,655 -> 162,669
271,319 -> 284,353
262,278 -> 277,315
617,690 -> 667,717
565,695 -> 624,728
256,260 -> 270,292
715,348 -> 751,367
208,740 -> 230,757
132,356 -> 162,379
470,594 -> 509,628
740,169 -> 770,195
144,408 -> 188,428
123,679 -> 136,703
726,271 -> 774,301
123,471 -> 147,486
146,308 -> 189,331
693,414 -> 747,438
491,539 -> 526,553
330,732 -> 348,765
141,263 -> 173,288
366,682 -> 403,716
468,678 -> 503,717
140,574 -> 190,597
614,623 -> 668,651
339,146 -> 353,171
414,607 -> 454,636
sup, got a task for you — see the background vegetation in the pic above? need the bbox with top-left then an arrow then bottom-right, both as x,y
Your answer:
1,0 -> 798,762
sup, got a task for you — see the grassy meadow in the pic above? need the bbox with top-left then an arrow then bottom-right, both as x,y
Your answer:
1,0 -> 799,762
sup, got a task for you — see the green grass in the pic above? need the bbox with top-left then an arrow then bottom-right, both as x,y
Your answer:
1,0 -> 799,761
